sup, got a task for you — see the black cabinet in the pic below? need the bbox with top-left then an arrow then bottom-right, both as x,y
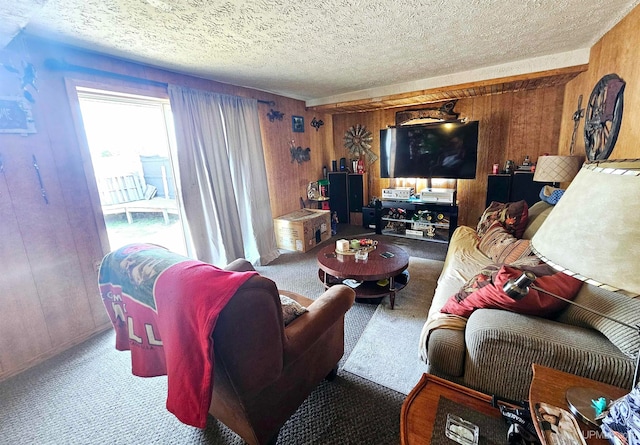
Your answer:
486,171 -> 549,207
378,200 -> 458,244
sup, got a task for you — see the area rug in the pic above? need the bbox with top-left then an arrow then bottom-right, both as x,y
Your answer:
342,257 -> 444,395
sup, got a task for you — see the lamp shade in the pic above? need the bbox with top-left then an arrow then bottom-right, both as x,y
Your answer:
531,160 -> 640,294
533,155 -> 583,183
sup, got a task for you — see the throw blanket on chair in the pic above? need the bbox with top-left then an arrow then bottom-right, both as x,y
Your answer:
98,243 -> 256,428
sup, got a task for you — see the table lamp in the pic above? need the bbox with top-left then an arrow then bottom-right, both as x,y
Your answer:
503,159 -> 640,426
533,155 -> 583,187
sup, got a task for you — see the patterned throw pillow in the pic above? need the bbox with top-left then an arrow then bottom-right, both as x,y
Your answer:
280,294 -> 308,325
440,263 -> 582,319
478,221 -> 533,263
477,200 -> 529,238
450,263 -> 502,301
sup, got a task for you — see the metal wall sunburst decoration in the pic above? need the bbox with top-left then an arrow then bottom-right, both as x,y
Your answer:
343,124 -> 377,164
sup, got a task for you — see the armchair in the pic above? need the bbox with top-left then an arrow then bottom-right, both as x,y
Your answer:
212,259 -> 355,445
99,244 -> 354,445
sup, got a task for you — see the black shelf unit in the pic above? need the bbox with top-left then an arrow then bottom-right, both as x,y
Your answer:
376,200 -> 458,244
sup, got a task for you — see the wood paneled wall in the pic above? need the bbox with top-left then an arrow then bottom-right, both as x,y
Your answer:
0,36 -> 329,381
559,5 -> 640,160
330,85 -> 565,227
3,3 -> 640,380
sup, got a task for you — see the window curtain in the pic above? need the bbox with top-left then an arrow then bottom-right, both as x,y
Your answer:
167,84 -> 279,266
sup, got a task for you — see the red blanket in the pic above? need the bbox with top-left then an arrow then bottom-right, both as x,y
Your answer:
99,243 -> 256,428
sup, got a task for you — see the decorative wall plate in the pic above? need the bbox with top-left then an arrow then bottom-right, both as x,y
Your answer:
584,74 -> 625,161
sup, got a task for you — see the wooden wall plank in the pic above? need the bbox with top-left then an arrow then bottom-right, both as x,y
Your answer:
559,5 -> 640,160
3,3 -> 640,380
330,86 -> 566,227
0,147 -> 52,375
0,36 -> 319,380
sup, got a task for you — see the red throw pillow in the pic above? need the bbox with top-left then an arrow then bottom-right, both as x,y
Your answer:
440,263 -> 582,319
477,200 -> 529,239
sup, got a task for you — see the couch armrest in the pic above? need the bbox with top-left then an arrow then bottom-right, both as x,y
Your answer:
281,285 -> 355,362
463,309 -> 634,400
426,328 -> 466,378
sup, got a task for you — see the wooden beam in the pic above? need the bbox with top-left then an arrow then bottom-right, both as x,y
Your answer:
308,65 -> 588,114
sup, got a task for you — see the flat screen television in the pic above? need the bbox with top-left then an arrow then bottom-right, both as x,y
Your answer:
379,120 -> 479,179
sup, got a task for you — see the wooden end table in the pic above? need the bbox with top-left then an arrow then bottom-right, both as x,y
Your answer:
400,373 -> 508,445
316,241 -> 409,309
529,364 -> 627,444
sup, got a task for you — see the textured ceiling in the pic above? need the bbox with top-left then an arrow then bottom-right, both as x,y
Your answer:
2,0 -> 639,106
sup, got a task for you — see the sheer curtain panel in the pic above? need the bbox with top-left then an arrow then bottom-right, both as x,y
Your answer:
168,85 -> 279,266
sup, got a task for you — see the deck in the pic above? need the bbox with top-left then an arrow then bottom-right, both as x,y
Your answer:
101,198 -> 179,224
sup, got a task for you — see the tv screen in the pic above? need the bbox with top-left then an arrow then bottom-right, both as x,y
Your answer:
380,121 -> 479,179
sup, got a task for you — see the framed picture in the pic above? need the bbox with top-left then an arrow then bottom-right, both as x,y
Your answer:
0,96 -> 36,134
292,115 -> 304,133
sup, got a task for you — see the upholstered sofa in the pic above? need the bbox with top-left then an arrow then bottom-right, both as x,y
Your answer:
419,201 -> 640,401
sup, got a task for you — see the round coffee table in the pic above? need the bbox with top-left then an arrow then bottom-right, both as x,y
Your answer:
317,241 -> 409,309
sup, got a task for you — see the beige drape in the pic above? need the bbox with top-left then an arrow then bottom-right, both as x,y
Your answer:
168,85 -> 279,266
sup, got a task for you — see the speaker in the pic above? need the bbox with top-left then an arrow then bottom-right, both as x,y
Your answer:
328,172 -> 349,224
511,171 -> 547,207
486,174 -> 511,207
339,158 -> 347,171
486,172 -> 550,208
362,206 -> 379,231
348,174 -> 364,212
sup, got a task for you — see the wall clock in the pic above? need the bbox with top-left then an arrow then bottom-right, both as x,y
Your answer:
583,74 -> 625,161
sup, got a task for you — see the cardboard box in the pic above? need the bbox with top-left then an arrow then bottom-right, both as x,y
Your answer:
274,209 -> 331,253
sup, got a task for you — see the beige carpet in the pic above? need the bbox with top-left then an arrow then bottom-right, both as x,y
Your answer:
342,257 -> 444,395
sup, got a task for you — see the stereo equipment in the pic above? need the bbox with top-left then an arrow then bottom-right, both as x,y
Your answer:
382,187 -> 414,200
419,188 -> 456,204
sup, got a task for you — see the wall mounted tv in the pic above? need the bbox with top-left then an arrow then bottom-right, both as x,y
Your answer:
379,120 -> 479,179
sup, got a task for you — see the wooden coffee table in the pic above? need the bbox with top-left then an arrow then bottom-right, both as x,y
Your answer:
316,241 -> 409,309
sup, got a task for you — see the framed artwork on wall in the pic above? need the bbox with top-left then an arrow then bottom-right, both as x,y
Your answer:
0,96 -> 36,134
292,115 -> 304,133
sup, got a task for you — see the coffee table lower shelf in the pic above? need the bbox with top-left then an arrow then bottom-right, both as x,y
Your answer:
318,269 -> 409,300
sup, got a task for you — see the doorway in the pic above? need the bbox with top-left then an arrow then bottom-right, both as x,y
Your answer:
76,87 -> 187,255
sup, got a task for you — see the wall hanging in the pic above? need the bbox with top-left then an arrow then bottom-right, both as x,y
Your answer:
343,124 -> 377,165
569,94 -> 585,155
289,140 -> 311,164
0,96 -> 36,134
395,100 -> 459,126
267,108 -> 284,122
32,154 -> 48,204
584,73 -> 625,161
292,116 -> 304,132
1,54 -> 38,103
310,117 -> 324,131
